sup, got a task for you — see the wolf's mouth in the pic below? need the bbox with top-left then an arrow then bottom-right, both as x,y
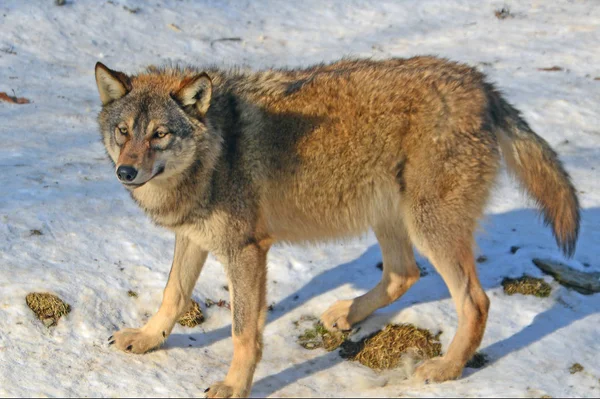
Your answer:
122,166 -> 165,189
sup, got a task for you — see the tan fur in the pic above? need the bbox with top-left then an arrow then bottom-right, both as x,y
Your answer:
95,56 -> 580,397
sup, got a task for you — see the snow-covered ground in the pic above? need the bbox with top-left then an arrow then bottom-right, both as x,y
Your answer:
0,0 -> 599,397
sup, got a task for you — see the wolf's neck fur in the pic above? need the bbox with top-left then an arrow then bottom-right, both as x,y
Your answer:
131,148 -> 218,229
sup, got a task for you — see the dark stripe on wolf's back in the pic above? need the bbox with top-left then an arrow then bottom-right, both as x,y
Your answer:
395,158 -> 407,192
222,93 -> 243,168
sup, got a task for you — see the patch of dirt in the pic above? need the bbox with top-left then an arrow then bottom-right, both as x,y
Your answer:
494,7 -> 514,19
178,300 -> 205,327
204,298 -> 231,310
26,292 -> 71,327
538,66 -> 564,72
0,46 -> 17,55
0,91 -> 30,104
123,6 -> 140,14
210,37 -> 242,48
502,275 -> 552,298
167,23 -> 182,32
466,351 -> 489,368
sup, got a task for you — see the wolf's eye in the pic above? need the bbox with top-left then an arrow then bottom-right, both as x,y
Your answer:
118,126 -> 128,135
154,131 -> 168,139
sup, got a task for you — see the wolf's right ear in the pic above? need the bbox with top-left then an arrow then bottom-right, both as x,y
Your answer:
95,62 -> 132,105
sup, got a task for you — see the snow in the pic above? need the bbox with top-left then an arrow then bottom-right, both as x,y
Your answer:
0,0 -> 599,397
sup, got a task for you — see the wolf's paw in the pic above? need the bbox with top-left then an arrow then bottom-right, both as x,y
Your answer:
413,356 -> 463,383
108,327 -> 165,354
320,299 -> 354,331
204,381 -> 246,398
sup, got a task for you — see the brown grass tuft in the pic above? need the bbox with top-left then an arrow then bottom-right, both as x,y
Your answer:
502,275 -> 552,298
26,292 -> 71,327
569,363 -> 584,374
177,300 -> 205,327
340,324 -> 442,370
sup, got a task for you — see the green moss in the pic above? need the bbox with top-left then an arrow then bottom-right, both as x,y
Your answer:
297,322 -> 348,351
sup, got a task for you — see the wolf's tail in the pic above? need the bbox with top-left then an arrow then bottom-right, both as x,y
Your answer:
487,85 -> 580,257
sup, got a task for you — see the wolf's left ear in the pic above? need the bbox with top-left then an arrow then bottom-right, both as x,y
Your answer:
173,73 -> 212,117
95,62 -> 132,105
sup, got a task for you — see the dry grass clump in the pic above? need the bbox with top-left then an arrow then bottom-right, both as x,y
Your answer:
298,322 -> 348,351
502,275 -> 552,298
177,300 -> 205,327
569,363 -> 584,374
340,324 -> 442,370
297,322 -> 443,371
26,292 -> 71,327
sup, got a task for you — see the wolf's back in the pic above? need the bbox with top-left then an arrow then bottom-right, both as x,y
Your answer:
487,85 -> 580,257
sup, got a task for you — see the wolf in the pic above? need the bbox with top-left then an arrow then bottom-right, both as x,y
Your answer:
95,56 -> 579,397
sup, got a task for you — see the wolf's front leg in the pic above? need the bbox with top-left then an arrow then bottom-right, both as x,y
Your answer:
110,234 -> 207,353
206,243 -> 268,398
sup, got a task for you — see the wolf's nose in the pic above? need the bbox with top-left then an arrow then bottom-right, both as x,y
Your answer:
116,165 -> 138,183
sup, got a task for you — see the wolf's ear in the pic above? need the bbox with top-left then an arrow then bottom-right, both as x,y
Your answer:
95,62 -> 132,105
173,73 -> 212,117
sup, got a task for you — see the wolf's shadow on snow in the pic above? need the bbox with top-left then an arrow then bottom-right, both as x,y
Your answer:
166,207 -> 599,396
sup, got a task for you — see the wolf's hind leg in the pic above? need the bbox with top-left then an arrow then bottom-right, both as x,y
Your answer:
321,220 -> 420,331
110,234 -> 207,353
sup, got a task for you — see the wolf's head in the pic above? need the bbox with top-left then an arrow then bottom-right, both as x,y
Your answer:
95,62 -> 217,189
